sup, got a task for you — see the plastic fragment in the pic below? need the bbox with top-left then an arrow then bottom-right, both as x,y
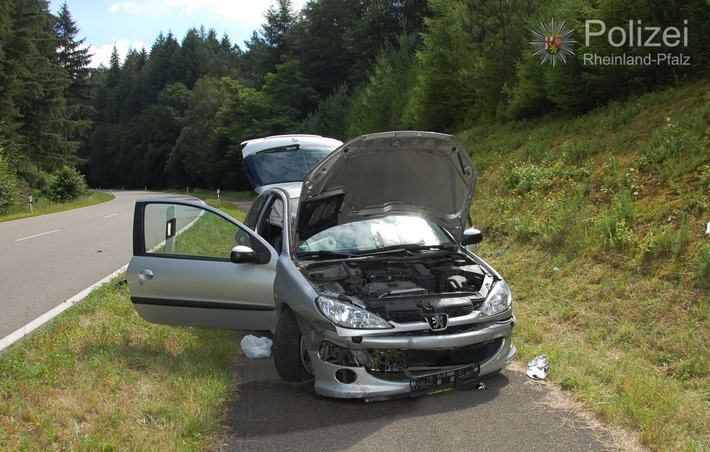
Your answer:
526,354 -> 550,380
240,334 -> 273,359
477,382 -> 487,390
553,267 -> 560,272
706,221 -> 710,234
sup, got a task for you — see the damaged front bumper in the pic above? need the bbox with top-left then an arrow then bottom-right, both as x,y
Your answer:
310,316 -> 516,400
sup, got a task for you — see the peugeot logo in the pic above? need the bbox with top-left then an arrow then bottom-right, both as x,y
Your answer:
426,314 -> 448,331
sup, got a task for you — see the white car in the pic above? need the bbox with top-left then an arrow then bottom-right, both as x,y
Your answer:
126,131 -> 516,400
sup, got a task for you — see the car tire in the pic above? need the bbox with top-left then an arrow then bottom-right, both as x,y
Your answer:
273,308 -> 313,382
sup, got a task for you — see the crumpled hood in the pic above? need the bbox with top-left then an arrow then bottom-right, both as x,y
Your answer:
296,131 -> 477,244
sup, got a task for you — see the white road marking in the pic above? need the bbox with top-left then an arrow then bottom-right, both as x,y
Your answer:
103,214 -> 119,219
15,229 -> 60,242
0,264 -> 129,352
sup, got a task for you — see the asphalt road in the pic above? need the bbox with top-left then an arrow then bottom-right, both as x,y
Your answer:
0,190 -> 191,343
223,349 -> 637,451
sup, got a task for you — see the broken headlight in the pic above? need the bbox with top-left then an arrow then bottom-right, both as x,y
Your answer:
317,295 -> 393,329
481,280 -> 512,316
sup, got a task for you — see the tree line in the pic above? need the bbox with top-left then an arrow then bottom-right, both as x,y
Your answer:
1,0 -> 708,209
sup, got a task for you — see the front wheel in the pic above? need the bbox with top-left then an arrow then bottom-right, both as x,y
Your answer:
273,308 -> 313,382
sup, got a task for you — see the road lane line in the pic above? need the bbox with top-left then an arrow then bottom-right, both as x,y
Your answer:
0,264 -> 129,352
103,214 -> 118,219
15,229 -> 60,242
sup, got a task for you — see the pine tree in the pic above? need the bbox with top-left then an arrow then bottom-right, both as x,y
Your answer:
0,0 -> 21,158
291,0 -> 363,98
9,0 -> 73,170
242,0 -> 296,88
54,2 -> 93,153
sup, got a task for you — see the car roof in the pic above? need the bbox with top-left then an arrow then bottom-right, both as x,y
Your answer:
240,135 -> 342,158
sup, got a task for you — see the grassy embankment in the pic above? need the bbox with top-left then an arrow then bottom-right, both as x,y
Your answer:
0,194 -> 249,450
0,191 -> 115,223
1,81 -> 708,450
464,80 -> 709,450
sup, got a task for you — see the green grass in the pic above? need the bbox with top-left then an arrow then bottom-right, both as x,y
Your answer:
0,276 -> 239,451
194,190 -> 251,221
167,210 -> 240,258
467,80 -> 710,450
0,192 -> 115,223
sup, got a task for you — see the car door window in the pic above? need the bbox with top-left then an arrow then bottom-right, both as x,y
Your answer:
262,198 -> 284,250
144,203 -> 241,260
240,192 -> 289,252
244,195 -> 268,230
250,195 -> 287,253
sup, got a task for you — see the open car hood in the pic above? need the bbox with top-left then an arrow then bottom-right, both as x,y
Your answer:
296,131 -> 477,245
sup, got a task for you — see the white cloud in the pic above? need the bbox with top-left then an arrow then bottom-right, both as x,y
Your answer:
109,2 -> 141,14
89,39 -> 148,68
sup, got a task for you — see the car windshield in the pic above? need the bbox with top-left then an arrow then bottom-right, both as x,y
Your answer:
244,146 -> 335,187
296,215 -> 453,255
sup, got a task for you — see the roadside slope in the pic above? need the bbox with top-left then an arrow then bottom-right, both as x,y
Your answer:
461,80 -> 709,450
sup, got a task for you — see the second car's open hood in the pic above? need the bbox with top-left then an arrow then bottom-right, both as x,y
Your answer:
296,131 -> 477,244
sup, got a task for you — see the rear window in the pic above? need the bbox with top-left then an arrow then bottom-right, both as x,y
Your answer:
244,145 -> 335,188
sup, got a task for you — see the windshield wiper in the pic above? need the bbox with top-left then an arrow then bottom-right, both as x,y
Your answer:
365,244 -> 456,256
259,145 -> 300,154
295,250 -> 355,259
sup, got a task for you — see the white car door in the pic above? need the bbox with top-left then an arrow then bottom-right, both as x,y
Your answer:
126,199 -> 278,331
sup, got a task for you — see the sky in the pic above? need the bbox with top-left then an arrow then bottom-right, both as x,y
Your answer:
49,1 -> 308,68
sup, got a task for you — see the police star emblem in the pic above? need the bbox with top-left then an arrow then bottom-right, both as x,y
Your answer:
530,19 -> 577,66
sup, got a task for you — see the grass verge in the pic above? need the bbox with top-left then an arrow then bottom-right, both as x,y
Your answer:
467,80 -> 709,450
0,191 -> 115,223
0,276 -> 238,450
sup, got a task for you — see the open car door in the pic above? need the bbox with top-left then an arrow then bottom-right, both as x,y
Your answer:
126,199 -> 278,331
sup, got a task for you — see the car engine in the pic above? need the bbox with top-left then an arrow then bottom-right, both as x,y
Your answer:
304,252 -> 492,324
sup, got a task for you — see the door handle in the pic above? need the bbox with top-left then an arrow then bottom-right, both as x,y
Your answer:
139,269 -> 154,281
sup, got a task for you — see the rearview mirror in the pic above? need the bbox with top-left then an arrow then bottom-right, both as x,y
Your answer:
230,245 -> 260,264
462,228 -> 483,246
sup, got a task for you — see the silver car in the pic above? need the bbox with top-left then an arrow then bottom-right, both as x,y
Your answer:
126,131 -> 516,400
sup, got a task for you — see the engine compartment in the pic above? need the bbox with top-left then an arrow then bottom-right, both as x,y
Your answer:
303,252 -> 493,324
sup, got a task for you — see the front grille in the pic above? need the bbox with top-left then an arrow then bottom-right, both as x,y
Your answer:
445,304 -> 474,318
388,310 -> 422,323
399,338 -> 503,367
370,298 -> 475,324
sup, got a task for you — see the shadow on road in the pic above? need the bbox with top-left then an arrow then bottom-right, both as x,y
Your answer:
221,341 -> 627,452
222,345 -> 516,451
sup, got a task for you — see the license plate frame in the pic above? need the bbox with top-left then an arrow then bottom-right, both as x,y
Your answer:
409,363 -> 480,396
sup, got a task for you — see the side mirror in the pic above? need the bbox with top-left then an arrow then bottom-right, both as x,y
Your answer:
230,245 -> 260,264
462,228 -> 483,246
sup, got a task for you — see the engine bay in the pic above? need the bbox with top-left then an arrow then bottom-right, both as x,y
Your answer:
303,252 -> 494,324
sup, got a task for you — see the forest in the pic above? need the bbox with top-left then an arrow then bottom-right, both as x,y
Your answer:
1,0 -> 709,210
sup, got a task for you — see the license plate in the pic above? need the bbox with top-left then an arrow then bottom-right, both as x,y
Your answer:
410,364 -> 480,396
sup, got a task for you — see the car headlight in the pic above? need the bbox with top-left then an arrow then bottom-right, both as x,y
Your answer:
481,280 -> 512,316
316,295 -> 393,329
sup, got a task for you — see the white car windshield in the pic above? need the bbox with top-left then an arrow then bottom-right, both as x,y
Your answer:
297,216 -> 453,254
